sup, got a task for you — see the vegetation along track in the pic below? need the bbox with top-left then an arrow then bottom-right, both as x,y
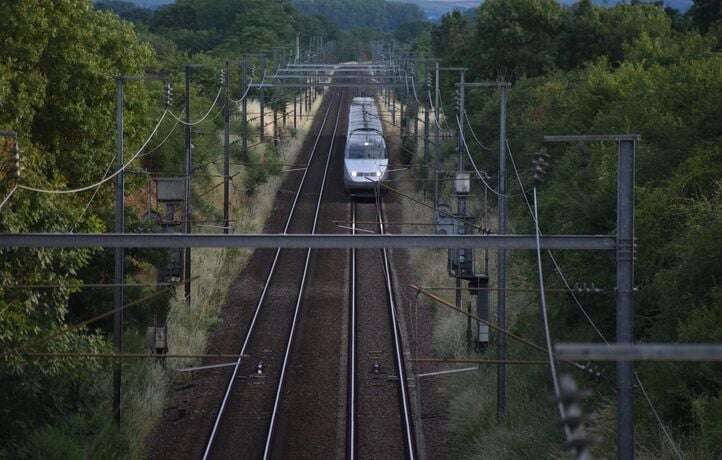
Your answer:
203,91 -> 342,459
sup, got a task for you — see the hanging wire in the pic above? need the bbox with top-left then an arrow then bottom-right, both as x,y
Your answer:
16,109 -> 169,195
457,115 -> 517,198
464,109 -> 493,151
168,87 -> 223,126
506,139 -> 684,459
532,187 -> 573,442
0,185 -> 18,212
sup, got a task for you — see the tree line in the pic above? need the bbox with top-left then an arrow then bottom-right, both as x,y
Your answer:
429,0 -> 722,456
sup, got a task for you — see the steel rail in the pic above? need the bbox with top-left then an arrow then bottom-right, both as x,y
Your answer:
348,201 -> 358,460
202,94 -> 337,460
262,93 -> 342,459
376,196 -> 417,459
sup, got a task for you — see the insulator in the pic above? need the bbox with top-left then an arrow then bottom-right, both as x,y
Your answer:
10,141 -> 20,179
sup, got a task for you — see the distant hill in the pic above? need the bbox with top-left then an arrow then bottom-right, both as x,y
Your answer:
395,0 -> 692,21
392,0 -> 479,21
94,0 -> 173,9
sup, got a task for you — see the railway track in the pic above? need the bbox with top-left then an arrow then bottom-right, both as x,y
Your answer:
350,194 -> 417,459
203,91 -> 342,459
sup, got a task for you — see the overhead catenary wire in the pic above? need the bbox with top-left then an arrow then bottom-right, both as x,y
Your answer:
532,187 -> 573,443
16,109 -> 169,195
168,87 -> 223,126
457,115 -> 516,198
464,109 -> 493,151
0,185 -> 18,212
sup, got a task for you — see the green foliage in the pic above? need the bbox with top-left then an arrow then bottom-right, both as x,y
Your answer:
0,1 -> 156,454
292,0 -> 424,31
243,144 -> 282,195
431,0 -> 722,455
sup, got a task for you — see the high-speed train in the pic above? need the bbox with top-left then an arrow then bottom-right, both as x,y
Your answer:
343,97 -> 388,195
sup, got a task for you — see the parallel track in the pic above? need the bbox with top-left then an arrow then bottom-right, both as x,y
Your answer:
203,93 -> 340,459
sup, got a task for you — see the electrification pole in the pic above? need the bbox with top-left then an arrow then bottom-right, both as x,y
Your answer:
617,138 -> 636,459
113,76 -> 125,425
423,68 -> 430,169
184,65 -> 192,307
434,62 -> 440,209
223,61 -> 230,234
260,56 -> 266,142
241,58 -> 248,159
497,83 -> 508,420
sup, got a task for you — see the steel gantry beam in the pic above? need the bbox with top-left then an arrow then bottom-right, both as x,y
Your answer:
252,83 -> 408,89
0,233 -> 615,250
555,344 -> 722,362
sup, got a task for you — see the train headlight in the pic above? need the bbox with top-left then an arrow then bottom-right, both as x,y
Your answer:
375,171 -> 382,177
351,171 -> 358,177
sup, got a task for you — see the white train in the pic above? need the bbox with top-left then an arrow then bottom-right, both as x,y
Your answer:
343,97 -> 388,196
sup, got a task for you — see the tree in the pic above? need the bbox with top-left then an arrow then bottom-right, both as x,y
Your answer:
0,1 -> 155,453
474,0 -> 564,79
689,0 -> 722,32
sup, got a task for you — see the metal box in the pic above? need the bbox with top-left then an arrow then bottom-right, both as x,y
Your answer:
455,172 -> 471,195
156,177 -> 186,202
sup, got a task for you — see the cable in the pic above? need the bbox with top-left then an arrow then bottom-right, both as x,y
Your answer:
457,115 -> 516,198
168,87 -> 223,126
533,187 -> 573,442
229,78 -> 255,104
17,109 -> 169,195
0,185 -> 18,212
137,118 -> 180,160
69,154 -> 116,232
506,139 -> 683,458
464,110 -> 493,151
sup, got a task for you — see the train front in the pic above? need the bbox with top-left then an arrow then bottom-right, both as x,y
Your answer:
344,132 -> 388,195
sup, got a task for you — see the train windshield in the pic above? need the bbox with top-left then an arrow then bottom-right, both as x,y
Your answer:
347,134 -> 385,159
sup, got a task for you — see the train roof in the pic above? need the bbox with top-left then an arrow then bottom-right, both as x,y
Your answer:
348,98 -> 382,134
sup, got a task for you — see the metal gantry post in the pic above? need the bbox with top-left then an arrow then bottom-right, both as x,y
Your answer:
241,58 -> 248,159
260,57 -> 266,142
617,139 -> 636,459
542,132 -> 639,458
458,70 -> 465,174
113,76 -> 125,425
497,83 -> 508,420
434,62 -> 440,209
423,68 -> 430,170
223,61 -> 230,234
184,65 -> 192,307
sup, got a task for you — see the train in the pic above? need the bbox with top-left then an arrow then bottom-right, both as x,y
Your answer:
343,97 -> 388,196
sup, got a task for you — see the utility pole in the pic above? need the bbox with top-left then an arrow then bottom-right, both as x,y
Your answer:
544,133 -> 639,459
241,58 -> 248,160
456,69 -> 466,354
616,138 -> 636,460
497,82 -> 508,420
434,62 -> 440,209
423,68 -> 430,169
113,76 -> 125,425
223,62 -> 230,234
184,65 -> 192,307
260,56 -> 266,142
296,34 -> 300,63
